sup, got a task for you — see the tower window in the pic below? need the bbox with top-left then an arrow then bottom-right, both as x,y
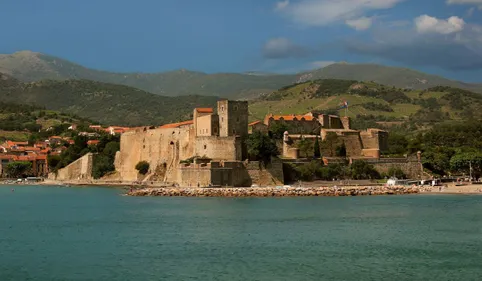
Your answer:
236,117 -> 239,123
234,106 -> 238,111
221,106 -> 224,112
204,145 -> 207,150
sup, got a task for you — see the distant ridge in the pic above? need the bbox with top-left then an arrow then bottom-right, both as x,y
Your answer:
1,51 -> 481,98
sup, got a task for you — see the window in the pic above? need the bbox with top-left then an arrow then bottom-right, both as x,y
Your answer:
236,117 -> 239,123
203,145 -> 207,150
221,117 -> 224,123
221,106 -> 224,112
234,106 -> 238,111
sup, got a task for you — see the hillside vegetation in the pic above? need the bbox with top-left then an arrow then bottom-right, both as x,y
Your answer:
0,73 -> 218,126
1,51 -> 481,99
0,101 -> 97,142
250,79 -> 482,130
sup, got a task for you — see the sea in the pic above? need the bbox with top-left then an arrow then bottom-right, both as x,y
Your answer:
1,185 -> 481,281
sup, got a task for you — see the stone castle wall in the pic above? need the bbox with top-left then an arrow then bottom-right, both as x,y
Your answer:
354,157 -> 423,179
49,153 -> 93,181
177,158 -> 284,187
115,126 -> 195,182
194,136 -> 242,160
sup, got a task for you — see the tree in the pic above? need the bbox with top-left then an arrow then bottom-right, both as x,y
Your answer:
135,161 -> 150,175
5,161 -> 32,178
450,152 -> 482,178
269,122 -> 289,140
246,131 -> 279,162
47,155 -> 61,171
297,137 -> 313,158
314,136 -> 321,158
387,167 -> 406,179
422,148 -> 455,176
350,160 -> 380,180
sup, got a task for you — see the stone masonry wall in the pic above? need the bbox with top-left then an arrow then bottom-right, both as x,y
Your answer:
49,153 -> 93,181
365,157 -> 423,179
115,126 -> 194,182
194,136 -> 242,160
246,158 -> 284,186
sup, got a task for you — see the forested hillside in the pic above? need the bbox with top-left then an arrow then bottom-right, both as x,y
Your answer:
0,73 -> 219,126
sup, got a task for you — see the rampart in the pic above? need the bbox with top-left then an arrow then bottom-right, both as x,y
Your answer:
177,158 -> 284,187
49,153 -> 93,181
115,126 -> 194,182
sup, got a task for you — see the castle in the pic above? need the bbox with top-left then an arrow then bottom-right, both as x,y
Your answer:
251,112 -> 388,160
113,100 -> 270,187
52,100 -> 392,186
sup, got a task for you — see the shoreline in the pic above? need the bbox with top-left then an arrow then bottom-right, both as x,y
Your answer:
126,186 -> 431,197
3,180 -> 481,197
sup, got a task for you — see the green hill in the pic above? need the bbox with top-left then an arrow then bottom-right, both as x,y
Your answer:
1,51 -> 481,99
300,63 -> 482,93
0,73 -> 219,126
0,101 -> 97,142
249,79 -> 482,130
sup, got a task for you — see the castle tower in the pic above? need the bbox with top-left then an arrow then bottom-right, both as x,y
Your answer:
341,116 -> 351,130
217,100 -> 249,138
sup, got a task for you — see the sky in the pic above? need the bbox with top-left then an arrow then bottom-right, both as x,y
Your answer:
1,0 -> 482,82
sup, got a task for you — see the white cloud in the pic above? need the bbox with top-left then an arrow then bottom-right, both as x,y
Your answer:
346,19 -> 482,70
345,17 -> 373,30
447,0 -> 482,4
276,0 -> 403,28
276,0 -> 290,10
447,0 -> 482,9
262,37 -> 309,59
415,15 -> 465,34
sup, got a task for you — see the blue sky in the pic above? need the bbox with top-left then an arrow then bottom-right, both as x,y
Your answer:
1,0 -> 482,81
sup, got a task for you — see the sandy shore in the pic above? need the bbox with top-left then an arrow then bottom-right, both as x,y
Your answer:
425,184 -> 482,195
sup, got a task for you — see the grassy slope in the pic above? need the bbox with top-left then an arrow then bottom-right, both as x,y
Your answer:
0,73 -> 219,126
1,51 -> 481,99
248,80 -> 482,125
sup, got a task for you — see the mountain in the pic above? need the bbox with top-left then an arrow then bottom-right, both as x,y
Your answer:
0,51 -> 294,99
249,79 -> 482,130
1,51 -> 481,99
0,72 -> 219,126
299,63 -> 482,93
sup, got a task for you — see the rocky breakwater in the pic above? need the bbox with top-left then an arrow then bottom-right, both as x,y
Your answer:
127,186 -> 430,197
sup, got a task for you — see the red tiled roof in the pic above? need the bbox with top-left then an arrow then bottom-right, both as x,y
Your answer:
87,140 -> 100,145
4,141 -> 29,148
159,120 -> 194,129
195,108 -> 214,113
0,153 -> 48,161
0,155 -> 16,160
248,121 -> 262,126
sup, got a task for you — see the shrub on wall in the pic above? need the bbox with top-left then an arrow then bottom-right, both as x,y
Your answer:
135,161 -> 150,175
387,167 -> 407,179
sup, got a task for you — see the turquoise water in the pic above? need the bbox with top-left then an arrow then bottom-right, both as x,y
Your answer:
1,186 -> 481,281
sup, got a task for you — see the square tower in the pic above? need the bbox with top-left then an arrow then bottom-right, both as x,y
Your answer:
217,100 -> 249,138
